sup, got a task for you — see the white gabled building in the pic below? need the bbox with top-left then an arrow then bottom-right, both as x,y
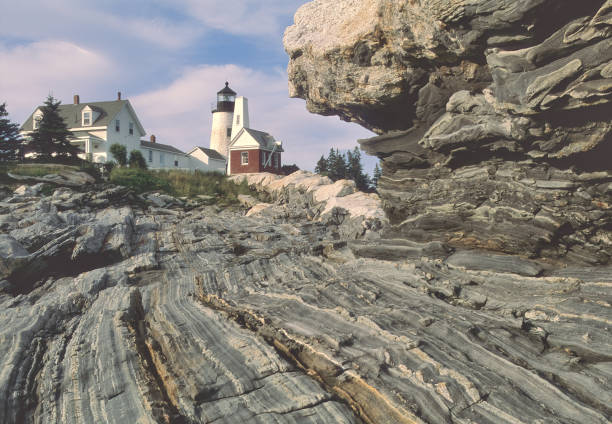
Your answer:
20,93 -> 226,173
21,93 -> 146,164
186,147 -> 227,173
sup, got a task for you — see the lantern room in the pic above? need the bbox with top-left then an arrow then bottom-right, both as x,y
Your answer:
214,82 -> 237,113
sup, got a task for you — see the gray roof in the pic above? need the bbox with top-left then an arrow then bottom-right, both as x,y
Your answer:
140,140 -> 186,155
239,128 -> 284,152
196,147 -> 226,161
20,100 -> 145,135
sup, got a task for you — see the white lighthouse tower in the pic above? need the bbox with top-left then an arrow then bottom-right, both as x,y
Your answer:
210,82 -> 236,158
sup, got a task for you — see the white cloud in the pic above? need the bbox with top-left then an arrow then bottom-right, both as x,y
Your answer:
0,1 -> 203,51
0,41 -> 113,121
131,64 -> 374,172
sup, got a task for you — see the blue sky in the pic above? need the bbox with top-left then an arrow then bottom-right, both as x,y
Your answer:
0,0 -> 377,174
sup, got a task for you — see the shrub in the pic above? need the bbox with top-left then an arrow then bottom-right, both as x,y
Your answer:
103,160 -> 117,174
128,150 -> 147,169
109,144 -> 127,166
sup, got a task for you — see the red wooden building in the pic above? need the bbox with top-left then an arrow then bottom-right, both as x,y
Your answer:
228,128 -> 283,175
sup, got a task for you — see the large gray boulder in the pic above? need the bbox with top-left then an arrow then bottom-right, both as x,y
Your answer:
285,0 -> 612,265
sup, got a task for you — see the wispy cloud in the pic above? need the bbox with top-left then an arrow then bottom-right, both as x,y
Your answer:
131,64 -> 374,171
155,0 -> 306,37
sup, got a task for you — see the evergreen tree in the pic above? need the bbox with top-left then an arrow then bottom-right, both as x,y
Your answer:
0,103 -> 23,161
372,162 -> 382,188
281,164 -> 300,175
27,95 -> 77,159
110,143 -> 128,166
314,155 -> 328,175
328,148 -> 347,181
128,150 -> 147,169
346,147 -> 370,191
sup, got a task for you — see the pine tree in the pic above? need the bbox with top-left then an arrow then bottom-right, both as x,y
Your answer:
346,147 -> 370,192
328,148 -> 347,181
27,95 -> 77,159
372,162 -> 382,188
0,103 -> 23,161
314,155 -> 328,175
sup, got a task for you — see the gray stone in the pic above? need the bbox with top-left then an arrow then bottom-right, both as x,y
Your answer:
285,0 -> 612,266
446,250 -> 544,277
0,181 -> 609,424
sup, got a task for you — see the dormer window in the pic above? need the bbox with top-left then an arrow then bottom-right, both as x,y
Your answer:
33,114 -> 42,129
83,111 -> 91,126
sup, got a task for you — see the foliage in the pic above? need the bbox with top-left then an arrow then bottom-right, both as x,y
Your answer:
346,147 -> 370,192
109,167 -> 171,194
154,170 -> 255,205
314,155 -> 327,175
314,147 -> 372,192
281,164 -> 300,175
109,168 -> 257,206
372,162 -> 382,188
109,143 -> 127,166
26,95 -> 78,159
128,150 -> 147,169
0,103 -> 23,161
103,160 -> 117,174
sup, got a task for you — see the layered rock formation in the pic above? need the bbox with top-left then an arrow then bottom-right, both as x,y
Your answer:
284,0 -> 612,265
1,178 -> 610,423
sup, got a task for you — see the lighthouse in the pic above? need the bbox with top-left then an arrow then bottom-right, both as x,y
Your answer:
210,82 -> 236,158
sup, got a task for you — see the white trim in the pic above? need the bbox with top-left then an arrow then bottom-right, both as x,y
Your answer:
68,126 -> 106,131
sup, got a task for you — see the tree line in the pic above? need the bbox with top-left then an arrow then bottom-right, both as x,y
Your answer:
315,147 -> 382,192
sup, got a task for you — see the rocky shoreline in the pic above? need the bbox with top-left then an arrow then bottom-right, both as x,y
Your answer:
0,173 -> 610,423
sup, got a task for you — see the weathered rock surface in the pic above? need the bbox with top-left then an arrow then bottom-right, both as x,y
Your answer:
0,181 -> 609,423
230,171 -> 387,239
285,0 -> 612,265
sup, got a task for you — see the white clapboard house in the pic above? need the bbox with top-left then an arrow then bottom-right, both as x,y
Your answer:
20,93 -> 226,173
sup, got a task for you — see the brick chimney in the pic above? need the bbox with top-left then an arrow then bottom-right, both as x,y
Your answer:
117,91 -> 121,100
74,94 -> 80,105
150,134 -> 156,143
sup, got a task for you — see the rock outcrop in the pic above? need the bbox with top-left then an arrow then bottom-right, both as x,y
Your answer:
230,171 -> 387,239
284,0 -> 612,265
0,179 -> 610,423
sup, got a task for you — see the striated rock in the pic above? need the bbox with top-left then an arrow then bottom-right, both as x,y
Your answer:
0,181 -> 609,424
285,0 -> 612,265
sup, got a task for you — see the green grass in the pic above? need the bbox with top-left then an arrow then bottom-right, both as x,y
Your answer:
109,168 -> 255,206
109,168 -> 172,194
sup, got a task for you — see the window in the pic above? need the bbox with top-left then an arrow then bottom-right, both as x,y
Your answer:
174,160 -> 179,167
227,128 -> 232,137
33,115 -> 42,129
236,115 -> 240,126
160,152 -> 165,164
274,153 -> 279,168
115,120 -> 120,132
129,122 -> 134,135
83,112 -> 91,126
148,150 -> 152,163
261,151 -> 266,166
241,151 -> 248,165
